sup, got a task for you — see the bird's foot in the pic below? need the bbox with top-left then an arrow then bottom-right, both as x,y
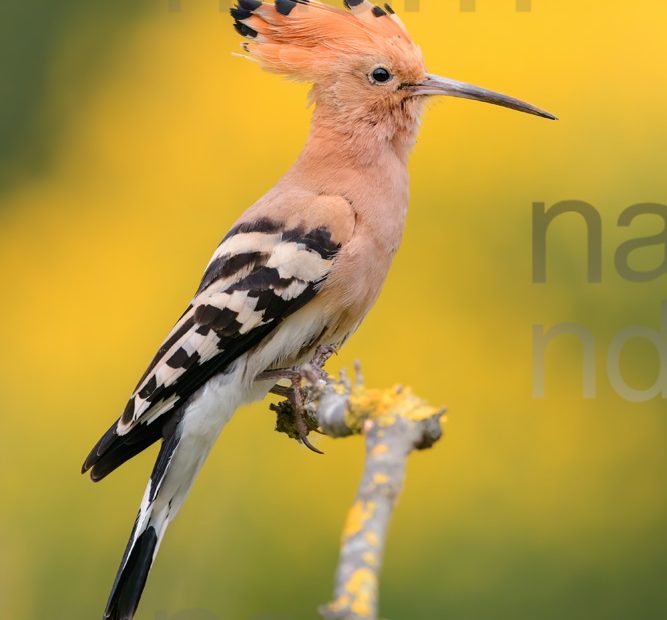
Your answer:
261,345 -> 337,454
270,385 -> 323,454
268,374 -> 323,454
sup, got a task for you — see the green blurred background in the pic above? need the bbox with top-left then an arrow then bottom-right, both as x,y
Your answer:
2,1 -> 667,618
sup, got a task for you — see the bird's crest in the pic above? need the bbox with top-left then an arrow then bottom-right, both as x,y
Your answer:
231,0 -> 422,81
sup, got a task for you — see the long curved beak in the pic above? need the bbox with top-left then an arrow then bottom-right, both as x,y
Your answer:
412,73 -> 557,120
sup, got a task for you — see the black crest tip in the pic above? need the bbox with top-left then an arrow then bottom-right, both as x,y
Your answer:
275,0 -> 297,15
233,20 -> 258,38
230,7 -> 253,20
238,0 -> 262,10
372,5 -> 387,16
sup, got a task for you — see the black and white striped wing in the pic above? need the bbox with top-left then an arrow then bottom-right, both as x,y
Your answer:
83,218 -> 340,480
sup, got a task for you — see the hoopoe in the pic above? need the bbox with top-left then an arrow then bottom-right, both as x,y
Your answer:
83,1 -> 555,618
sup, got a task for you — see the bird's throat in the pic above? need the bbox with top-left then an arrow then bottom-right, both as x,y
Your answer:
305,98 -> 424,168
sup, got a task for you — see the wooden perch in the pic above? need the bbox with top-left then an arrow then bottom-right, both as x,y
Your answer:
267,359 -> 446,620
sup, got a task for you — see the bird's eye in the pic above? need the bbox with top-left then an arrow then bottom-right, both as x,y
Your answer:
369,67 -> 393,85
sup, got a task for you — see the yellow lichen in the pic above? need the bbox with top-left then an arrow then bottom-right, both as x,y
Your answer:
347,385 -> 441,431
342,500 -> 376,539
372,473 -> 389,485
345,568 -> 377,617
327,594 -> 350,612
364,531 -> 380,547
362,551 -> 378,567
370,444 -> 388,456
331,382 -> 348,396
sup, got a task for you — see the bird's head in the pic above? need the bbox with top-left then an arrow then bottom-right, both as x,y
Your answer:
232,0 -> 555,143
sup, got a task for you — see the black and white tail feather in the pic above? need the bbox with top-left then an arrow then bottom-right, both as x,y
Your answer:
84,216 -> 342,620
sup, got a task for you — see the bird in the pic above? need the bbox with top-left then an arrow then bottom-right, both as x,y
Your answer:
82,1 -> 556,618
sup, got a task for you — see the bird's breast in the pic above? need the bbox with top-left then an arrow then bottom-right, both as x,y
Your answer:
320,184 -> 409,330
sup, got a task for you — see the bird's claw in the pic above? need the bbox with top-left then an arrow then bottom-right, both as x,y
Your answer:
287,368 -> 325,455
297,422 -> 325,455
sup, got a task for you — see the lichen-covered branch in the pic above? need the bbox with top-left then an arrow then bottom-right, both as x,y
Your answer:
267,361 -> 446,620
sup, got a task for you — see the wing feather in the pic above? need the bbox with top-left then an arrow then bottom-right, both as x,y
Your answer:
123,221 -> 340,429
83,217 -> 341,479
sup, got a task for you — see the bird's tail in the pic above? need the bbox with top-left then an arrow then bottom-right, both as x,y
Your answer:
104,426 -> 207,620
101,363 -> 271,620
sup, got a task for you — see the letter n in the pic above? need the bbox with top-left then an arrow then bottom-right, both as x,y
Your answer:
532,201 -> 602,283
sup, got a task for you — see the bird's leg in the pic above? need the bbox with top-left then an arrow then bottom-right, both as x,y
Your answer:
259,345 -> 338,454
261,344 -> 337,386
261,368 -> 302,394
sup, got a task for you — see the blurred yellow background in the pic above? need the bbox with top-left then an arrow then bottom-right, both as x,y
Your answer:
2,1 -> 667,618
